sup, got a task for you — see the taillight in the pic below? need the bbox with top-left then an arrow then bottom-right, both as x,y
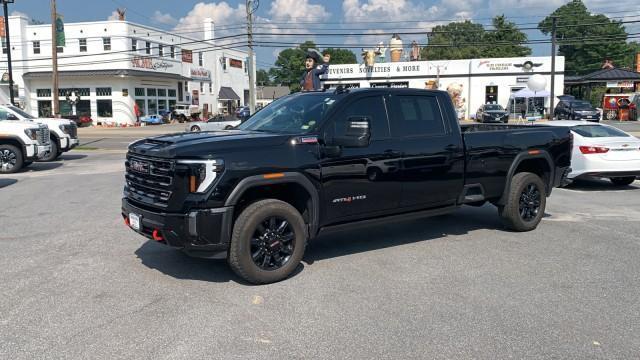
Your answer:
579,146 -> 609,154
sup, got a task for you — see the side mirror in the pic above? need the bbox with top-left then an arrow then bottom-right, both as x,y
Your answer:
7,113 -> 18,121
332,116 -> 371,148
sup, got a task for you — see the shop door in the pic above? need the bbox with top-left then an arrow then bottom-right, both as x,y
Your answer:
485,86 -> 498,104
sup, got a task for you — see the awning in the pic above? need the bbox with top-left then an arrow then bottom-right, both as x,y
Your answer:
219,86 -> 240,101
510,88 -> 550,98
22,69 -> 191,81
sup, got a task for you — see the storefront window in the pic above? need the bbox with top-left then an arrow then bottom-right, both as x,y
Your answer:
97,100 -> 113,117
134,88 -> 145,97
168,89 -> 177,98
135,99 -> 146,116
168,100 -> 176,111
96,87 -> 112,96
38,100 -> 52,117
158,88 -> 167,97
58,101 -> 72,116
37,89 -> 51,98
158,100 -> 167,112
147,88 -> 157,97
76,100 -> 91,117
147,99 -> 157,115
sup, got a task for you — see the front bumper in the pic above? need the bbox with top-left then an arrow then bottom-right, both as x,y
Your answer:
121,198 -> 233,257
60,137 -> 79,151
25,144 -> 52,160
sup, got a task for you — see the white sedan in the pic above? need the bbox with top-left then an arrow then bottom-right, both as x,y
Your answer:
186,115 -> 241,132
545,121 -> 640,186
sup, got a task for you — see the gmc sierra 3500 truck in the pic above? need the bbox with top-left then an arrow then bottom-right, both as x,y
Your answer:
122,88 -> 572,284
0,117 -> 51,173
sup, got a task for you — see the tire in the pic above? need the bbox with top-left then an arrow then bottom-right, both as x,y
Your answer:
190,125 -> 201,132
0,144 -> 24,174
39,138 -> 59,162
224,125 -> 234,130
610,177 -> 636,186
228,199 -> 308,284
498,172 -> 546,232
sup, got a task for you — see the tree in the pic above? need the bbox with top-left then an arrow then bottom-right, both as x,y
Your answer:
538,0 -> 632,75
322,48 -> 357,64
421,16 -> 531,60
256,69 -> 272,86
269,41 -> 357,92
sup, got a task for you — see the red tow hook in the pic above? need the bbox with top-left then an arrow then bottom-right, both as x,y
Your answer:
152,229 -> 164,241
124,217 -> 130,227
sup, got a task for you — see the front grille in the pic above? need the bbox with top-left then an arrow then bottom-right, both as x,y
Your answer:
37,126 -> 50,145
125,154 -> 175,207
68,122 -> 78,139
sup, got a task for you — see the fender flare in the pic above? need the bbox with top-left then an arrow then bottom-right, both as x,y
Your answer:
0,135 -> 27,159
497,150 -> 555,205
224,172 -> 320,236
49,131 -> 61,148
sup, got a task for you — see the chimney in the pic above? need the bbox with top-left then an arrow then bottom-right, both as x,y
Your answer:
204,18 -> 215,43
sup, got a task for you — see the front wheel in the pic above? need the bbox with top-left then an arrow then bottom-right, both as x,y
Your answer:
0,144 -> 23,174
499,172 -> 546,232
39,139 -> 59,162
610,177 -> 636,186
228,199 -> 308,284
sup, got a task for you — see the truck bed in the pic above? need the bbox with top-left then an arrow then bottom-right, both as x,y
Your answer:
460,123 -> 572,201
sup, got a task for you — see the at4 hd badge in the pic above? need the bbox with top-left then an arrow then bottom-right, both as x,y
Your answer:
332,195 -> 367,204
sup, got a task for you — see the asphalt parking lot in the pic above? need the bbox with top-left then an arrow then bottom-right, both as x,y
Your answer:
1,125 -> 640,359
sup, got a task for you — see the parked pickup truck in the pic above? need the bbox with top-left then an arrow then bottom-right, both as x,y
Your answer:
1,116 -> 51,173
122,88 -> 572,284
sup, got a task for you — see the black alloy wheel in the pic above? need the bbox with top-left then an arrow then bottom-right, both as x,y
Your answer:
0,147 -> 19,173
250,216 -> 296,271
518,183 -> 541,222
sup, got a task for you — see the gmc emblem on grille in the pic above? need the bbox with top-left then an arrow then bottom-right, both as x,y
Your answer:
130,159 -> 150,174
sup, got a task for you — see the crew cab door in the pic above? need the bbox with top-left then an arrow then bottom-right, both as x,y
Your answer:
319,95 -> 402,223
387,93 -> 465,208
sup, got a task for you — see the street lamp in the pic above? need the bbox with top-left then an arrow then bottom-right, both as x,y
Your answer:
1,0 -> 15,105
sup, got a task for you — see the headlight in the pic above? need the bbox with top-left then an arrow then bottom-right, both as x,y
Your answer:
177,159 -> 224,193
59,124 -> 70,134
24,128 -> 37,140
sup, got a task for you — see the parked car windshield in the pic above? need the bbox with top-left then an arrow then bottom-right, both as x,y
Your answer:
484,104 -> 503,111
237,94 -> 339,134
571,101 -> 593,110
8,105 -> 35,119
572,125 -> 630,138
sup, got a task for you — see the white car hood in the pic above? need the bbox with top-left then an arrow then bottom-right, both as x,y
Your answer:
33,117 -> 73,126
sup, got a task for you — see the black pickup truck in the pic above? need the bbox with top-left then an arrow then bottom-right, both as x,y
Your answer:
122,88 -> 572,284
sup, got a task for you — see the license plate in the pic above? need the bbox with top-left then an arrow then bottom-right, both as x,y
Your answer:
129,213 -> 141,231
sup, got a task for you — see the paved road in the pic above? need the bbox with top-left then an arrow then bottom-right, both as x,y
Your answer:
1,152 -> 639,359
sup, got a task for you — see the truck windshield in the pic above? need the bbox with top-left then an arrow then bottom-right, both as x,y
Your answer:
237,94 -> 338,134
8,106 -> 35,119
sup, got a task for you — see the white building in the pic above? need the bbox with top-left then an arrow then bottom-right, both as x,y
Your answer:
0,15 -> 255,125
322,56 -> 565,119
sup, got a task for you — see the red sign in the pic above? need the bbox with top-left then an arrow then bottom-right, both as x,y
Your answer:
229,58 -> 243,69
636,52 -> 640,73
0,17 -> 4,38
192,90 -> 199,106
182,49 -> 193,63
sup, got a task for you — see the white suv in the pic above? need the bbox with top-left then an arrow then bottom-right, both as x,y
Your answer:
0,116 -> 51,173
0,104 -> 79,161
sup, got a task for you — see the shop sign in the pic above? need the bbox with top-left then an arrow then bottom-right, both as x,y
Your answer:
326,63 -> 423,77
131,56 -> 173,71
229,58 -> 243,69
516,76 -> 529,83
190,68 -> 211,81
370,82 -> 409,88
477,60 -> 513,71
182,49 -> 193,63
607,81 -> 634,88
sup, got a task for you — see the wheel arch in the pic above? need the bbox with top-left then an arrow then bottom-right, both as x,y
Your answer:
0,136 -> 27,160
224,172 -> 320,237
497,151 -> 554,206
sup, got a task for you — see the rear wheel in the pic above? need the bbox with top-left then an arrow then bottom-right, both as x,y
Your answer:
190,125 -> 201,132
229,199 -> 308,284
0,144 -> 23,174
499,172 -> 546,232
610,177 -> 636,186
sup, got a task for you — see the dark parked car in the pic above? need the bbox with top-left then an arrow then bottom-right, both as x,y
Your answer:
122,88 -> 572,284
235,106 -> 250,119
476,104 -> 509,123
554,99 -> 600,121
62,114 -> 93,127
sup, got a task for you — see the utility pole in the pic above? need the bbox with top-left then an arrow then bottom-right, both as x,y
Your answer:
246,0 -> 258,114
51,0 -> 59,116
2,0 -> 15,105
549,16 -> 557,119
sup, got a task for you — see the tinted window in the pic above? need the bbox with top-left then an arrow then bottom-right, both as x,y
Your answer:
484,104 -> 503,111
572,125 -> 630,138
392,96 -> 446,137
338,96 -> 389,140
0,108 -> 7,120
571,101 -> 592,109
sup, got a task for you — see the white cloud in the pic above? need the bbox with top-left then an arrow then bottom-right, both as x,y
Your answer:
10,11 -> 29,18
268,0 -> 330,22
152,11 -> 177,26
174,1 -> 246,39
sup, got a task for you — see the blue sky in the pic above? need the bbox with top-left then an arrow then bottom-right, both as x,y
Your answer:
9,0 -> 639,69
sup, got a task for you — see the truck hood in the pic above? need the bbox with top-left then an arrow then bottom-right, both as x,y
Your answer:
0,120 -> 42,131
128,130 -> 293,158
34,117 -> 73,126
